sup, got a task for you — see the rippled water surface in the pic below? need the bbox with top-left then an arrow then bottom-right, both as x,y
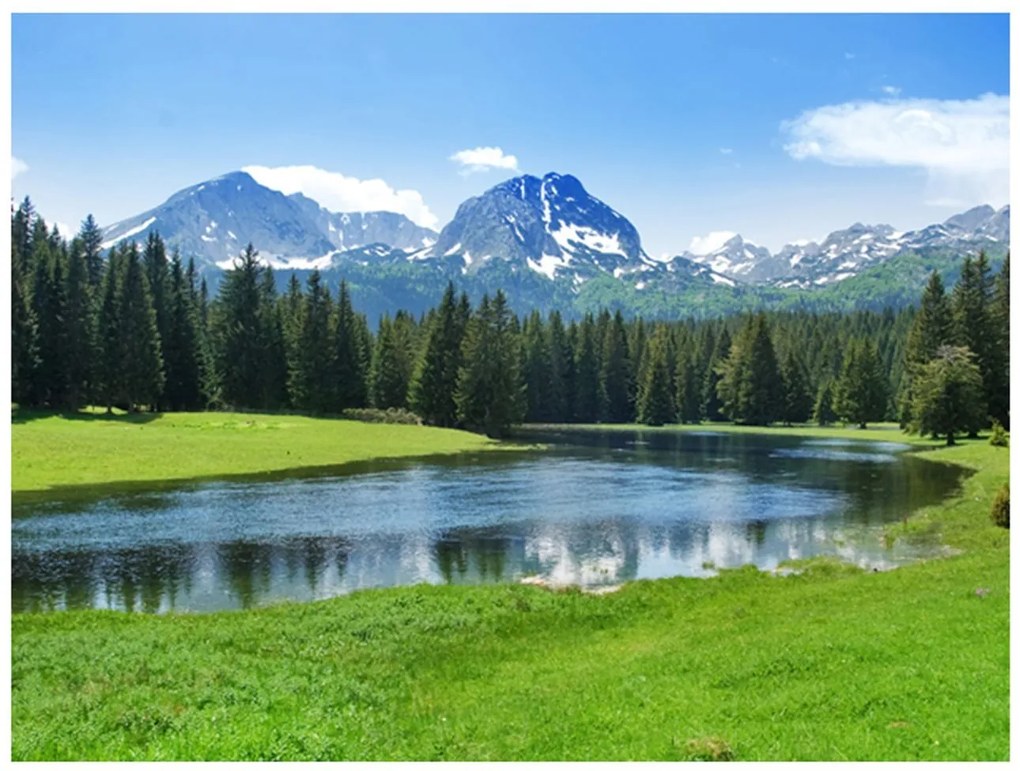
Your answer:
12,428 -> 965,612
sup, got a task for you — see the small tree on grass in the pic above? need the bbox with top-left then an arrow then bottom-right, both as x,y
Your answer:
991,483 -> 1009,529
813,380 -> 838,426
989,420 -> 1008,447
910,345 -> 986,446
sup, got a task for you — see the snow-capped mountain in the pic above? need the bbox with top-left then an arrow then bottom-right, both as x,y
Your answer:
411,172 -> 659,282
682,205 -> 1010,289
100,171 -> 438,270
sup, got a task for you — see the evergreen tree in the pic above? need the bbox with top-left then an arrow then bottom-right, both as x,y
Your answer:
334,280 -> 369,409
11,264 -> 39,405
12,197 -> 35,277
701,327 -> 731,421
834,338 -> 887,428
779,349 -> 812,425
289,270 -> 335,413
636,326 -> 674,426
409,283 -> 465,427
63,238 -> 94,408
370,311 -> 416,409
717,314 -> 783,425
31,235 -> 69,407
94,248 -> 123,411
212,243 -> 266,408
117,243 -> 165,409
989,256 -> 1009,428
598,310 -> 632,422
674,341 -> 701,424
545,310 -> 572,423
455,291 -> 524,437
78,214 -> 104,288
572,314 -> 599,423
258,266 -> 288,410
951,254 -> 997,431
910,345 -> 986,446
162,254 -> 204,410
813,380 -> 838,426
521,310 -> 552,422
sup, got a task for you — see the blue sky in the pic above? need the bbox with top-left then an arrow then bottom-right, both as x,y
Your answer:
11,13 -> 1010,255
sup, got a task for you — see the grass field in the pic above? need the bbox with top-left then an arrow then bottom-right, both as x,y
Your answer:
10,417 -> 1009,761
11,409 -> 525,495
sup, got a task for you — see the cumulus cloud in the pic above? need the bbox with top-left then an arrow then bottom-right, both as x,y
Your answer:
881,85 -> 902,97
242,164 -> 438,229
449,146 -> 519,175
782,93 -> 1009,207
11,156 -> 28,179
688,231 -> 737,255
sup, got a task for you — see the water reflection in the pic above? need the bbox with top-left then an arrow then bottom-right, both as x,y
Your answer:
12,430 -> 965,613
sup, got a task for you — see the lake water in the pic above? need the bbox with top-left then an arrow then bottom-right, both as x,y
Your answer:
11,428 -> 965,613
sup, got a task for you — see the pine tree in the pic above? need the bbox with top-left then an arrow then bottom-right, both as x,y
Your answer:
63,238 -> 94,409
31,234 -> 70,407
12,197 -> 35,278
598,310 -> 632,423
779,349 -> 812,425
94,249 -> 123,411
78,214 -> 104,288
636,326 -> 674,426
572,314 -> 599,423
117,243 -> 165,410
813,380 -> 838,426
702,327 -> 731,421
989,256 -> 1009,428
258,266 -> 288,409
521,310 -> 552,422
545,310 -> 572,423
370,311 -> 416,409
11,265 -> 39,405
951,254 -> 997,431
409,283 -> 465,427
289,270 -> 335,413
910,345 -> 986,446
717,314 -> 782,425
212,243 -> 265,408
162,254 -> 204,410
455,291 -> 524,437
834,338 -> 887,428
334,280 -> 369,409
674,340 -> 701,424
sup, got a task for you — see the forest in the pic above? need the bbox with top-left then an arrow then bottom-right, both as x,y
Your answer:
10,198 -> 1009,443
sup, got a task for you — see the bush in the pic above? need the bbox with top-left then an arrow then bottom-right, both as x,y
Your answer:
991,483 -> 1009,529
340,407 -> 422,425
679,737 -> 735,761
989,420 -> 1009,447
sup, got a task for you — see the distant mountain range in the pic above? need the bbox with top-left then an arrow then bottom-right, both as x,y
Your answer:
99,170 -> 1009,321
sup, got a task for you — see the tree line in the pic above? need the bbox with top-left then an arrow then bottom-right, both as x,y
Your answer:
10,198 -> 1009,441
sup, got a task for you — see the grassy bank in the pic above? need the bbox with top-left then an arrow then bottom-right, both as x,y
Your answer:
11,427 -> 1009,761
11,409 -> 522,495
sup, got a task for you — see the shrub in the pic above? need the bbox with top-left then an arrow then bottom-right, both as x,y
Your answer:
340,407 -> 422,425
991,484 -> 1009,529
679,737 -> 735,761
989,420 -> 1009,447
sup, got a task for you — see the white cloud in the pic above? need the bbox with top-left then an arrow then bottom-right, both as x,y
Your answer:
688,231 -> 737,255
449,146 -> 519,175
719,147 -> 734,155
782,93 -> 1009,207
881,85 -> 902,97
11,156 -> 28,179
242,164 -> 438,229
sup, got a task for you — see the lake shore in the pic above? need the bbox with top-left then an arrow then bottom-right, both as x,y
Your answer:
11,409 -> 534,496
11,417 -> 1009,760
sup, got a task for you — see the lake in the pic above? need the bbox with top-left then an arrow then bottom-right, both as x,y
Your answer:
11,428 -> 965,613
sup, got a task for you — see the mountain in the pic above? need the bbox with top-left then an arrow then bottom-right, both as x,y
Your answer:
100,171 -> 438,270
97,168 -> 1008,323
412,172 -> 659,281
690,205 -> 1009,289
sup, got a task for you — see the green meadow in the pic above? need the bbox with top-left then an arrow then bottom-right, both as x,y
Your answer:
11,409 -> 521,495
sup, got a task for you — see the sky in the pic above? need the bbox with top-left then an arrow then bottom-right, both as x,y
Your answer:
10,13 -> 1010,256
